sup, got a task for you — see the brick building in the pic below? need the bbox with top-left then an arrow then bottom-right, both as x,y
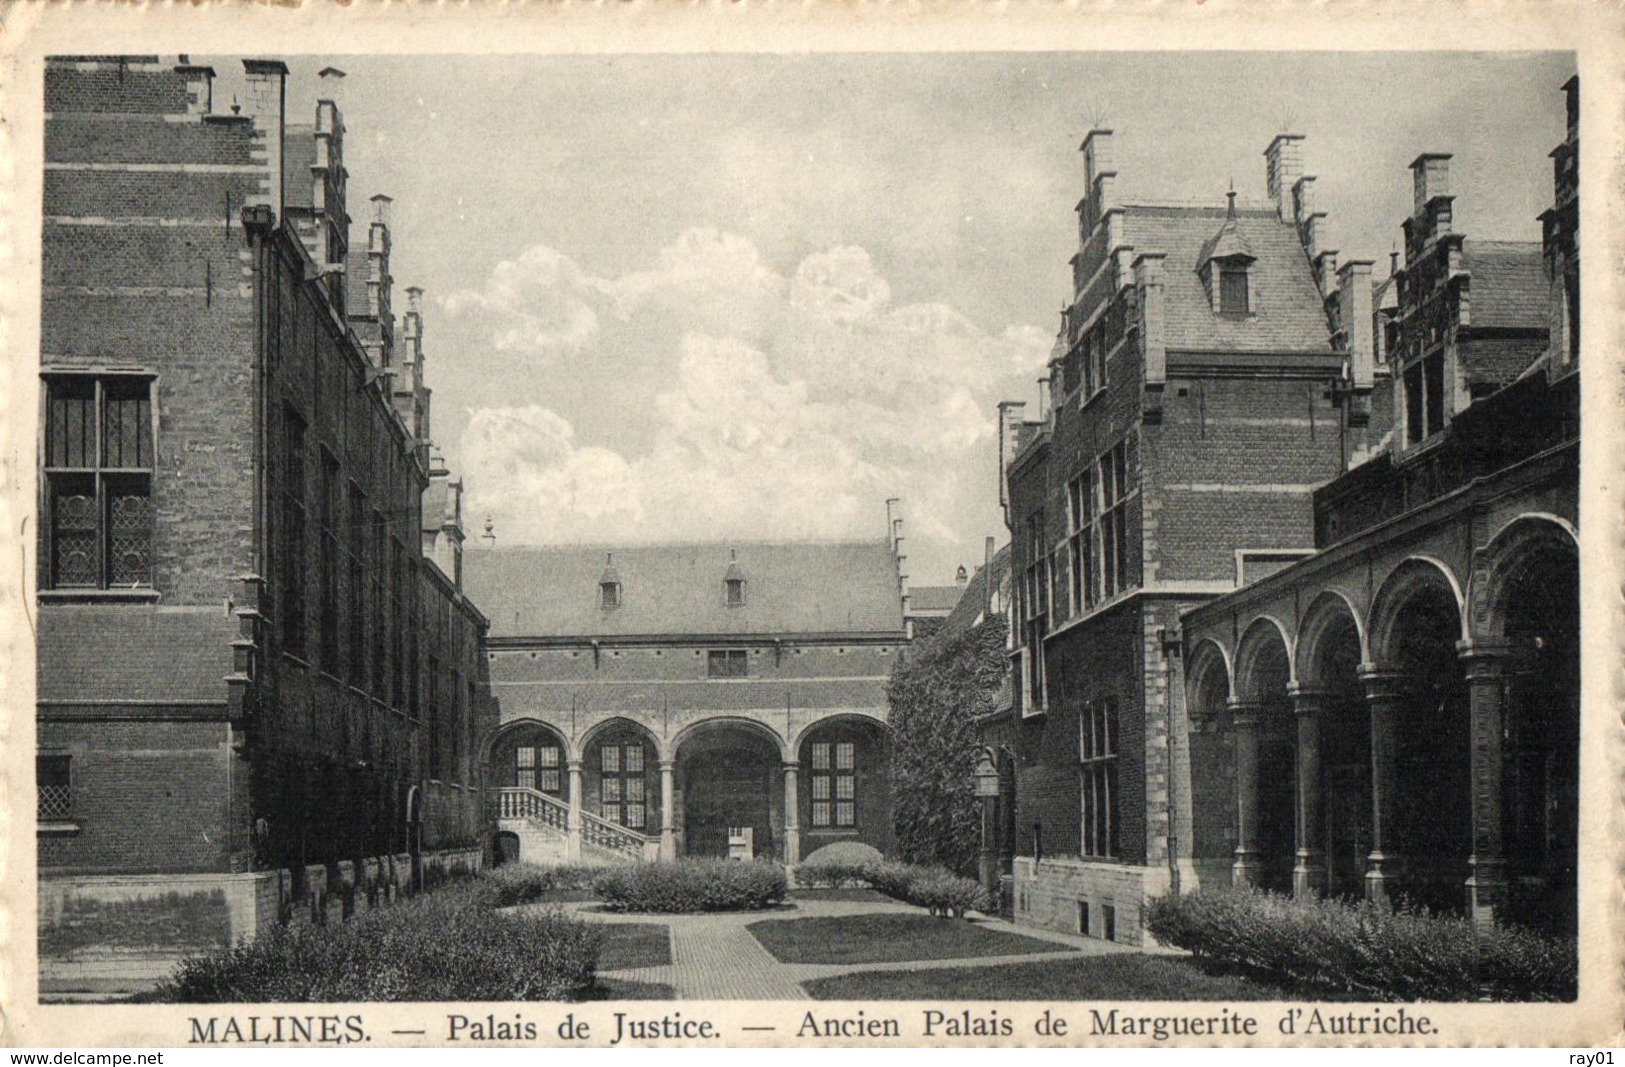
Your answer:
982,126 -> 1392,944
1179,77 -> 1580,936
465,532 -> 908,867
36,57 -> 494,974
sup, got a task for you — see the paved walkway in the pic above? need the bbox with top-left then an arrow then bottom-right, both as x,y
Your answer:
538,897 -> 1131,1000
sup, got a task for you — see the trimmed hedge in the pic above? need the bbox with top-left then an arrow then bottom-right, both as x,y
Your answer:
797,859 -> 989,918
154,882 -> 602,1002
592,860 -> 787,913
483,863 -> 615,906
1144,885 -> 1577,1002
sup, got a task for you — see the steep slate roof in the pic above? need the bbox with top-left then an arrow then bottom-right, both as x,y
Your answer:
941,543 -> 1011,637
37,606 -> 235,704
908,585 -> 964,614
1463,241 -> 1547,330
464,541 -> 905,639
1122,203 -> 1333,354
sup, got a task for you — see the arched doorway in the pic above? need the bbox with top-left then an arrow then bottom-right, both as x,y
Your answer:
492,721 -> 571,802
1486,523 -> 1580,935
1185,640 -> 1235,890
582,720 -> 662,837
1371,562 -> 1471,916
675,721 -> 785,859
1234,619 -> 1296,895
797,716 -> 894,862
1296,596 -> 1370,901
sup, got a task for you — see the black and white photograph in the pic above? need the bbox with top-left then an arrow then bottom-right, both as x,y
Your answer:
3,4 -> 1620,1051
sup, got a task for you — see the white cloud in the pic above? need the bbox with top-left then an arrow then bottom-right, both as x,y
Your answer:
453,230 -> 1050,565
443,246 -> 600,358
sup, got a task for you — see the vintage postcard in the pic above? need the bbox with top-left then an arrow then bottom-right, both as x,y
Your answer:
1,0 -> 1621,1051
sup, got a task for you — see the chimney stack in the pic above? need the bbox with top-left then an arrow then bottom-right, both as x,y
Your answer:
240,59 -> 289,217
1411,153 -> 1452,217
1336,260 -> 1376,392
1079,129 -> 1117,235
176,63 -> 215,115
1264,134 -> 1306,222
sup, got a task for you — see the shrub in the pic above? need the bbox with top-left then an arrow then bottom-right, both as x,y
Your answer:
592,860 -> 788,913
1144,885 -> 1577,1002
154,882 -> 602,1002
886,616 -> 1008,876
793,861 -> 871,890
904,869 -> 990,918
483,863 -> 615,906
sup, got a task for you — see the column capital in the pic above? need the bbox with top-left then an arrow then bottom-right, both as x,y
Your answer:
1226,697 -> 1262,726
1457,640 -> 1515,675
1357,665 -> 1405,700
1286,684 -> 1329,714
566,759 -> 584,772
781,761 -> 801,773
658,759 -> 676,771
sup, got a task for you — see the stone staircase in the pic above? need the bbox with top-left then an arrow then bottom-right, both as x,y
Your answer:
495,786 -> 654,865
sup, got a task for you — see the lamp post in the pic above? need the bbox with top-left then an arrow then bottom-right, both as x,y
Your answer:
973,748 -> 1001,899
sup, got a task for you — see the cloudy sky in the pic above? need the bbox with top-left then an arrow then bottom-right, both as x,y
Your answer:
230,51 -> 1572,583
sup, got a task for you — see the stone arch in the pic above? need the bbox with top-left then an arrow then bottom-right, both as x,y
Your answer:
790,710 -> 888,756
488,716 -> 574,763
579,715 -> 666,762
1474,513 -> 1580,644
1233,615 -> 1295,701
1474,513 -> 1580,935
672,717 -> 791,860
672,716 -> 790,763
1294,590 -> 1368,689
1185,637 -> 1236,888
1367,556 -> 1467,667
1186,638 -> 1233,709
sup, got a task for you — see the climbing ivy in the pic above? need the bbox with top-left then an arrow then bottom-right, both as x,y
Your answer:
886,615 -> 1008,877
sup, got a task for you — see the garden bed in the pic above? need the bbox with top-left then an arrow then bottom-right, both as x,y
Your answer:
1145,885 -> 1578,1002
592,860 -> 787,914
597,923 -> 672,970
748,913 -> 1071,966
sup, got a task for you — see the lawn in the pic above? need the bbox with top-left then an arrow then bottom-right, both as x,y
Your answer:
748,913 -> 1073,965
790,888 -> 893,905
596,923 -> 672,969
802,953 -> 1286,1000
583,978 -> 677,1000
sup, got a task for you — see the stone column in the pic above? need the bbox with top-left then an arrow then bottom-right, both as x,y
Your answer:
1359,667 -> 1404,902
659,760 -> 677,861
1289,685 -> 1327,898
782,763 -> 801,867
1460,642 -> 1511,931
1229,699 -> 1263,886
566,760 -> 584,862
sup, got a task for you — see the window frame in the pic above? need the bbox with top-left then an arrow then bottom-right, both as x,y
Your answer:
37,753 -> 74,823
599,740 -> 647,829
809,739 -> 857,829
1402,350 -> 1449,445
707,648 -> 749,679
1080,700 -> 1120,859
725,577 -> 747,607
1219,264 -> 1251,315
41,374 -> 157,591
600,580 -> 621,609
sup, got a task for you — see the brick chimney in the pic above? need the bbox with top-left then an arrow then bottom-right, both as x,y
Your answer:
175,63 -> 214,115
1265,134 -> 1306,222
996,401 -> 1028,510
367,195 -> 393,323
1335,260 -> 1376,429
1135,251 -> 1168,418
241,59 -> 289,217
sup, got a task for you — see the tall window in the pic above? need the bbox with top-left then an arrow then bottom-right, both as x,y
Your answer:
1219,265 -> 1250,314
37,754 -> 73,821
600,580 -> 621,609
1020,513 -> 1047,716
280,411 -> 307,654
1080,701 -> 1119,858
390,538 -> 405,707
371,508 -> 387,696
600,741 -> 646,829
1403,352 -> 1448,444
725,577 -> 746,607
347,486 -> 367,688
318,451 -> 341,672
1097,439 -> 1131,600
43,376 -> 154,589
810,741 -> 856,828
427,656 -> 442,779
708,649 -> 748,678
1067,469 -> 1095,614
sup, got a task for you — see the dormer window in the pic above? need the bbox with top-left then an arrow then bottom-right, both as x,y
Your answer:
599,552 -> 621,609
1199,188 -> 1255,318
1219,265 -> 1251,314
723,549 -> 747,607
